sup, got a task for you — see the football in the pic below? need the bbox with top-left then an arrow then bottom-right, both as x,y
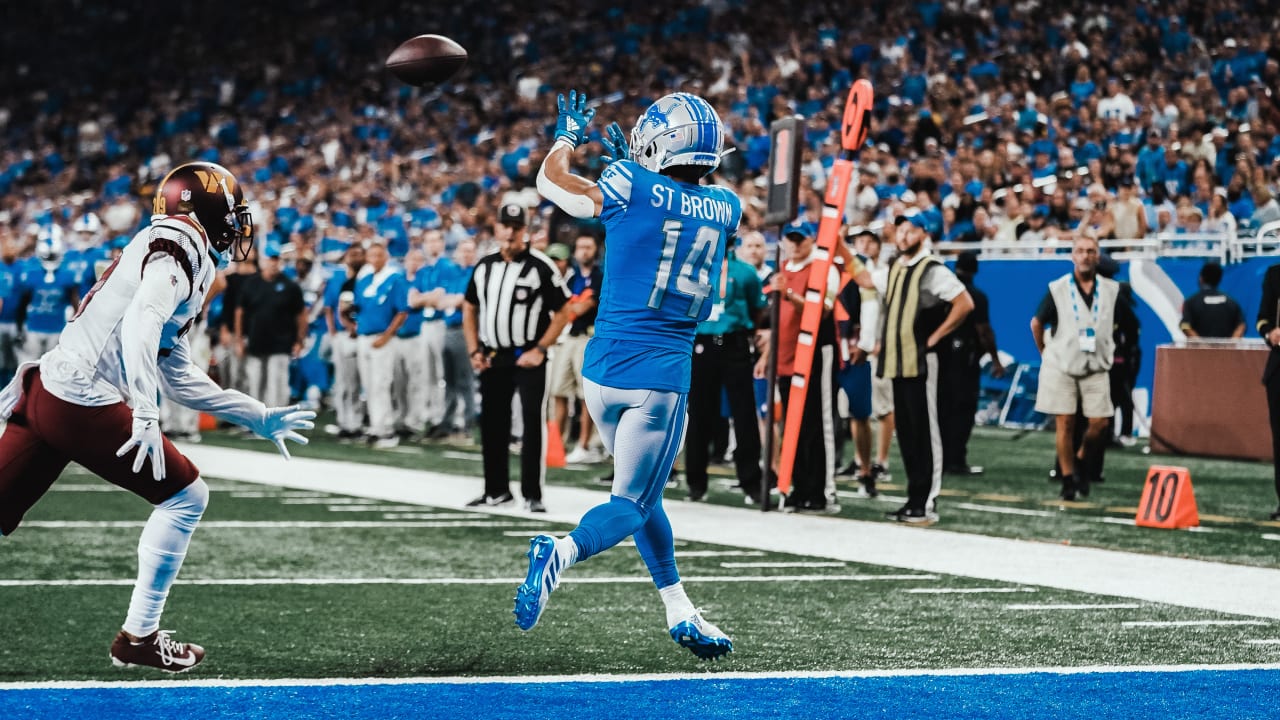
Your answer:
385,34 -> 468,86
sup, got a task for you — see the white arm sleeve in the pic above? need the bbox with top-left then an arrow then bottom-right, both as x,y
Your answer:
537,141 -> 598,219
159,336 -> 268,429
120,255 -> 188,421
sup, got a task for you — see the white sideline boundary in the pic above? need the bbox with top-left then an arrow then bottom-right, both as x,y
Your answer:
174,445 -> 1280,620
4,662 -> 1280,691
0,574 -> 934,588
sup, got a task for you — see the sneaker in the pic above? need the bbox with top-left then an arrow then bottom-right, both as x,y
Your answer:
669,611 -> 733,660
525,499 -> 547,513
836,458 -> 861,477
109,630 -> 204,672
896,507 -> 939,526
593,472 -> 615,486
884,504 -> 908,520
854,475 -> 879,498
1270,507 -> 1280,521
945,464 -> 984,476
869,462 -> 890,482
514,535 -> 565,630
685,492 -> 707,503
564,446 -> 602,464
466,492 -> 515,507
373,435 -> 400,449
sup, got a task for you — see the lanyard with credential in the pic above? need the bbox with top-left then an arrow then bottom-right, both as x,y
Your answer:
1069,279 -> 1101,353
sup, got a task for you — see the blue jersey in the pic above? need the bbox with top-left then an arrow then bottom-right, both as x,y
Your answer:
416,256 -> 461,322
0,261 -> 21,323
20,265 -> 78,334
584,160 -> 741,393
63,247 -> 107,296
353,268 -> 410,336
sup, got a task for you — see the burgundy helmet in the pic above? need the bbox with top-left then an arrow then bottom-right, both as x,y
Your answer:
152,162 -> 254,262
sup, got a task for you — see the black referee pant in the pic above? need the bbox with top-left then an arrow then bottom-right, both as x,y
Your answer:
478,352 -> 546,502
686,331 -> 761,499
937,351 -> 980,470
892,352 -> 943,513
1268,365 -> 1280,508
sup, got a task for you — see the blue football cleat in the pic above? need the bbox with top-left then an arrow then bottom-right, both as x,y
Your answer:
669,612 -> 734,660
514,535 -> 562,631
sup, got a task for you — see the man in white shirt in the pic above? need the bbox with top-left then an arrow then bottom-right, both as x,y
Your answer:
0,162 -> 313,673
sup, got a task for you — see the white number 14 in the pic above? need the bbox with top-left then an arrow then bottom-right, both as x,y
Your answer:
647,219 -> 722,319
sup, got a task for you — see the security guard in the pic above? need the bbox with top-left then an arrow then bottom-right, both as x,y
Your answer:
1257,262 -> 1280,520
878,214 -> 973,525
1182,261 -> 1245,339
463,204 -> 572,512
685,236 -> 767,503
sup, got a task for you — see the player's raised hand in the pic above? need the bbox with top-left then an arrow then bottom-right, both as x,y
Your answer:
254,405 -> 316,460
554,90 -> 596,148
601,122 -> 630,163
117,417 -> 166,481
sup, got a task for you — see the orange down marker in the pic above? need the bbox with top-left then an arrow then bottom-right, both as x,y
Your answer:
1135,465 -> 1199,529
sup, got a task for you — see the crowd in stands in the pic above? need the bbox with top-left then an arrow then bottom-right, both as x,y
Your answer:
1,0 -> 1279,436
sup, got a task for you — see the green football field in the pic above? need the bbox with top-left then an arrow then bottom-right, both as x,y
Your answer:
2,425 -> 1280,683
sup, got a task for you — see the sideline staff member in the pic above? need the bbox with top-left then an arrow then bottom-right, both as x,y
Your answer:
464,204 -> 572,512
1258,262 -> 1280,520
878,214 -> 973,525
1031,236 -> 1119,501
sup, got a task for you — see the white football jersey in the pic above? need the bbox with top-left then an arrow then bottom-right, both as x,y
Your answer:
40,215 -> 217,408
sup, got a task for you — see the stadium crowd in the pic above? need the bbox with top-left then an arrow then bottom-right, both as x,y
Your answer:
1,0 -> 1278,454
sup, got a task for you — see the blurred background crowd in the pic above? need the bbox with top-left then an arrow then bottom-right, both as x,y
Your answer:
0,0 -> 1278,447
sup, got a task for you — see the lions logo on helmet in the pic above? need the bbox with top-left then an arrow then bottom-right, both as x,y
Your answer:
629,93 -> 725,177
36,225 -> 67,273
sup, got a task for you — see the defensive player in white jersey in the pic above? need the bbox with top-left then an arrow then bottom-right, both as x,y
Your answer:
0,162 -> 315,672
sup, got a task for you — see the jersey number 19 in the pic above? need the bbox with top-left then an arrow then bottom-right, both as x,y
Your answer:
647,219 -> 722,319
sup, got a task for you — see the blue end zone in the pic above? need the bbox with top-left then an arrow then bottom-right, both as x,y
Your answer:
5,670 -> 1278,720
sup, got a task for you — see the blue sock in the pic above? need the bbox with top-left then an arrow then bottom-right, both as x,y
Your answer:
633,501 -> 680,588
568,496 -> 645,562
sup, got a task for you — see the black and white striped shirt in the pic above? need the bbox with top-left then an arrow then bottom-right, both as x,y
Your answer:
464,249 -> 569,351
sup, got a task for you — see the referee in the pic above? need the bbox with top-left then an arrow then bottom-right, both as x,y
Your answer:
463,204 -> 572,512
878,214 -> 973,525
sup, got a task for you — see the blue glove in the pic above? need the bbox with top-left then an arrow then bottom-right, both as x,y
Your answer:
601,122 -> 631,163
555,90 -> 596,148
249,405 -> 316,460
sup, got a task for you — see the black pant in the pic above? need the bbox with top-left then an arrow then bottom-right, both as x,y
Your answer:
1110,354 -> 1138,439
892,354 -> 941,512
1268,366 -> 1280,506
478,357 -> 546,501
686,332 -> 761,497
937,351 -> 980,469
779,344 -> 834,508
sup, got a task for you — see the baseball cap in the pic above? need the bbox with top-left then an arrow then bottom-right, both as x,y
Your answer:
784,220 -> 817,239
546,243 -> 571,260
964,179 -> 985,197
893,213 -> 928,230
498,203 -> 528,227
859,162 -> 880,177
955,250 -> 979,275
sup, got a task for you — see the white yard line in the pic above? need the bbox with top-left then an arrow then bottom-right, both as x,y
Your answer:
21,520 -> 551,529
904,588 -> 1037,594
280,497 -> 382,505
1006,603 -> 1144,611
6,662 -> 1280,691
0,574 -> 935,588
1122,620 -> 1270,628
178,444 -> 1280,620
1262,534 -> 1280,542
951,503 -> 1058,518
718,561 -> 846,569
1243,639 -> 1280,645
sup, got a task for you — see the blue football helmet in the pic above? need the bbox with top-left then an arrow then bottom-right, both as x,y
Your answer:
630,92 -> 724,176
35,225 -> 66,272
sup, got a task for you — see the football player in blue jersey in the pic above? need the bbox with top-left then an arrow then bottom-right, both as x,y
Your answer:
18,226 -> 79,364
515,90 -> 738,660
66,213 -> 110,296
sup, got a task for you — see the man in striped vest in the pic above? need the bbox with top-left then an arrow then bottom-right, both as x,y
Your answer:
1031,235 -> 1119,501
877,214 -> 974,525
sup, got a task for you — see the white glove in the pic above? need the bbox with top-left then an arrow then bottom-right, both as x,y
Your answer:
249,405 -> 316,460
116,417 -> 166,481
